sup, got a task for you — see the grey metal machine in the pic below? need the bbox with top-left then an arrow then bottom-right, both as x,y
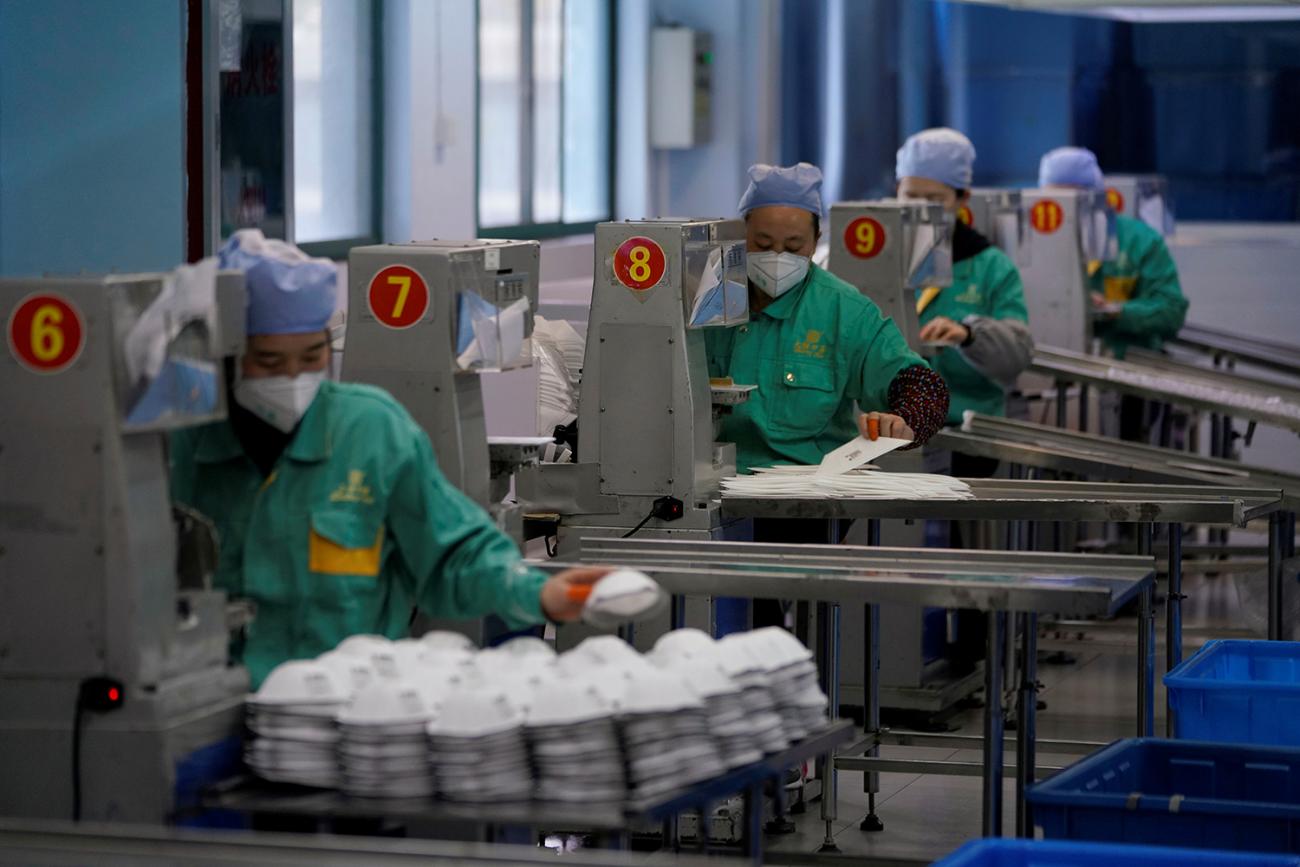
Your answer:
0,271 -> 249,822
343,240 -> 543,540
516,219 -> 754,638
1018,187 -> 1113,358
965,188 -> 1030,266
1104,174 -> 1175,236
827,199 -> 953,354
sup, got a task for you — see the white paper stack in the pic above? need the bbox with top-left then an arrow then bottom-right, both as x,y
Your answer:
244,660 -> 348,788
336,680 -> 437,798
427,688 -> 533,804
721,467 -> 973,500
619,667 -> 726,802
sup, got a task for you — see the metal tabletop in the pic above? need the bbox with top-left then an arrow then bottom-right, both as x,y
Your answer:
933,415 -> 1300,512
721,478 -> 1282,527
1028,346 -> 1300,434
1172,323 -> 1300,379
573,539 -> 1154,618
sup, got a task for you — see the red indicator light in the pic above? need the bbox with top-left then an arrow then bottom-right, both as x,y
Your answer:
107,688 -> 120,703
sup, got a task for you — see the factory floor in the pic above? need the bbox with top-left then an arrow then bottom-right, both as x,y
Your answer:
767,566 -> 1247,864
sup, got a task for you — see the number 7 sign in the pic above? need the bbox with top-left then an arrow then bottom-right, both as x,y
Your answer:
367,265 -> 429,329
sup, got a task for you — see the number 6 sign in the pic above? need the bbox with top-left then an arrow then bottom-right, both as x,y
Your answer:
367,265 -> 430,329
8,292 -> 85,374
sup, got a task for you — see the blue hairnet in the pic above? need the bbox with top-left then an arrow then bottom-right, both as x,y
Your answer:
1039,147 -> 1104,190
218,229 -> 338,336
737,163 -> 824,217
895,128 -> 976,191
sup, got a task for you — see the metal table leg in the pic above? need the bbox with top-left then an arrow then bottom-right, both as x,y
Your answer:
983,611 -> 1007,837
861,518 -> 883,833
1166,523 -> 1183,736
1269,512 -> 1285,641
1137,523 -> 1155,736
743,782 -> 764,866
819,601 -> 842,853
1055,381 -> 1068,428
1015,612 -> 1038,838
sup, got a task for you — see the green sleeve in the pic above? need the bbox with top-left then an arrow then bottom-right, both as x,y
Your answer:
168,428 -> 198,508
387,428 -> 547,629
1114,232 -> 1187,339
985,252 -> 1029,323
849,303 -> 927,411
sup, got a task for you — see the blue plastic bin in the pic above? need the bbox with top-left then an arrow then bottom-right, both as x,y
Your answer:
934,839 -> 1300,867
1164,640 -> 1300,746
1027,739 -> 1300,853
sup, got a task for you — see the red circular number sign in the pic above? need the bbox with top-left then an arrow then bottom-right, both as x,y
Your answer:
7,293 -> 84,374
367,265 -> 429,329
613,237 -> 666,291
1105,187 -> 1125,212
1030,200 -> 1064,235
843,217 -> 887,259
957,206 -> 974,228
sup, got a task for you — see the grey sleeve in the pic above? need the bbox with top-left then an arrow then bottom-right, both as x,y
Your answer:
958,315 -> 1034,388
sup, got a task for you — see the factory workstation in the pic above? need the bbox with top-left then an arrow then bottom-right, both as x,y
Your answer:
6,0 -> 1300,865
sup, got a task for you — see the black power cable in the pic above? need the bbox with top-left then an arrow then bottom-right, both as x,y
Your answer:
621,496 -> 684,539
71,677 -> 126,821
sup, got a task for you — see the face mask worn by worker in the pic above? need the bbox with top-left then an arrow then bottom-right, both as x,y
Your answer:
747,251 -> 809,298
234,370 -> 326,433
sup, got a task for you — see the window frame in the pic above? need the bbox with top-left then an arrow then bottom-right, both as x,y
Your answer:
295,0 -> 386,260
474,0 -> 617,240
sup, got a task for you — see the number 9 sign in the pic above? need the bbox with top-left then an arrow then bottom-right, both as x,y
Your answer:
613,237 -> 666,291
8,292 -> 85,374
843,217 -> 886,259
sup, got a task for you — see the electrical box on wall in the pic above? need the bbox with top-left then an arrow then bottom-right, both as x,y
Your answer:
650,27 -> 712,149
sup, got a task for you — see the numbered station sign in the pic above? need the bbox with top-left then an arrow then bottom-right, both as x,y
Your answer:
1105,187 -> 1125,213
843,217 -> 887,259
612,237 -> 667,291
1030,200 -> 1064,235
957,205 -> 974,228
7,292 -> 85,374
368,265 -> 430,329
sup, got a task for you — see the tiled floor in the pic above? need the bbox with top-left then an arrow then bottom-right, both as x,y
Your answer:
765,571 -> 1248,864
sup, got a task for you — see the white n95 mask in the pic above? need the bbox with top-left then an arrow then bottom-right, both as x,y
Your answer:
234,370 -> 325,433
747,251 -> 810,298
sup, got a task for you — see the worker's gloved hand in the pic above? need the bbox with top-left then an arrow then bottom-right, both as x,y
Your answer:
918,316 -> 970,346
1090,292 -> 1123,319
540,566 -> 615,622
858,412 -> 914,442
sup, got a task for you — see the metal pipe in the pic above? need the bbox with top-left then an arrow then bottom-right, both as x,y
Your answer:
982,611 -> 1007,837
1269,512 -> 1284,641
836,756 -> 1069,777
1056,381 -> 1068,429
1166,522 -> 1183,736
819,602 -> 842,853
1137,581 -> 1155,737
1015,612 -> 1038,838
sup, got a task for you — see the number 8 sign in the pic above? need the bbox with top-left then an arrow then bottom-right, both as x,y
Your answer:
613,237 -> 666,291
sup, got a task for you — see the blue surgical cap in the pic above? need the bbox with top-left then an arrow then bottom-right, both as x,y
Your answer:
895,128 -> 976,191
1039,147 -> 1104,190
218,229 -> 337,336
737,162 -> 824,217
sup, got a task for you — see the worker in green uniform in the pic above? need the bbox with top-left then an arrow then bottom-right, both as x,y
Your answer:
896,128 -> 1033,432
705,162 -> 950,475
1040,147 -> 1189,440
170,231 -> 608,688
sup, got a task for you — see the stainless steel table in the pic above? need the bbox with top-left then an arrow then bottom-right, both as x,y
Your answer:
1029,345 -> 1300,436
1172,323 -> 1300,381
934,416 -> 1299,647
574,538 -> 1156,843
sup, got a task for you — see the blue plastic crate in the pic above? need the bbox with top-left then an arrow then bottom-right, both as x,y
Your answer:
935,839 -> 1300,867
1027,739 -> 1300,853
1165,640 -> 1300,746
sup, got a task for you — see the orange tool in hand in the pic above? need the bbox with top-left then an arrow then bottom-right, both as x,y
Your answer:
566,584 -> 594,603
866,415 -> 880,441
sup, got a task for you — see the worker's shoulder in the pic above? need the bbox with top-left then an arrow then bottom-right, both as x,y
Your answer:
321,381 -> 421,438
1116,214 -> 1165,249
969,244 -> 1022,283
804,265 -> 887,323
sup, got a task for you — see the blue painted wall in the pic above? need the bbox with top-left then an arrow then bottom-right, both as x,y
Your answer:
0,0 -> 187,276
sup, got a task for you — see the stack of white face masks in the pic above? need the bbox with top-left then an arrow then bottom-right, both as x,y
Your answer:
245,660 -> 348,788
336,679 -> 439,799
722,628 -> 829,741
427,687 -> 533,804
619,667 -> 726,803
721,467 -> 974,500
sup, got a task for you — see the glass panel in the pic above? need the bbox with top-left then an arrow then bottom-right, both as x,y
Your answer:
478,0 -> 524,228
532,0 -> 563,224
452,253 -> 535,372
220,0 -> 288,239
562,0 -> 610,224
292,0 -> 374,244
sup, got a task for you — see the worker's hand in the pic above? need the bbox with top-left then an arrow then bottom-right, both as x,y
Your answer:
918,316 -> 970,346
1090,292 -> 1123,318
540,566 -> 614,622
858,412 -> 914,442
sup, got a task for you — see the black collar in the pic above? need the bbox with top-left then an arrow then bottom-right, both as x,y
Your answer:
953,219 -> 992,264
